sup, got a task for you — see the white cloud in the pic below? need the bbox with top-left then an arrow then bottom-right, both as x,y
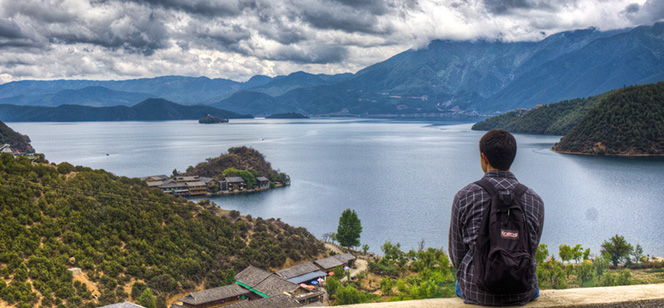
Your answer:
0,0 -> 661,83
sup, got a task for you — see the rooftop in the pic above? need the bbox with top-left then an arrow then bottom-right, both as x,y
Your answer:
225,176 -> 245,183
235,265 -> 273,288
275,262 -> 321,279
178,284 -> 249,305
314,253 -> 356,270
97,301 -> 145,308
224,294 -> 301,308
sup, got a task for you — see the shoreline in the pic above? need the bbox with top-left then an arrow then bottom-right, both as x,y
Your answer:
551,149 -> 664,157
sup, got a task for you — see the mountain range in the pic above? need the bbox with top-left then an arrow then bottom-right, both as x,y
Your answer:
0,98 -> 252,122
2,22 -> 664,116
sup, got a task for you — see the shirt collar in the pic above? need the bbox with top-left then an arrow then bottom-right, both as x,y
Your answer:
483,170 -> 517,180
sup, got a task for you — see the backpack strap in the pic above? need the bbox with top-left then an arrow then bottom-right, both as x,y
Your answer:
474,178 -> 498,197
474,179 -> 529,204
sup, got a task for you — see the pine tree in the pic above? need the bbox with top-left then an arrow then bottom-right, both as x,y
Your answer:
337,209 -> 362,248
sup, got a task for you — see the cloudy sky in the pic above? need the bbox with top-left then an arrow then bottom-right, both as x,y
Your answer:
1,0 -> 663,83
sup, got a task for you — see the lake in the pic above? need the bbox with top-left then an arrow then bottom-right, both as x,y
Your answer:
10,119 -> 664,257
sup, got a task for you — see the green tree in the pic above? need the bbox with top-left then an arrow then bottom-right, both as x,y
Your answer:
577,262 -> 594,287
361,244 -> 370,254
535,244 -> 549,264
335,285 -> 370,305
559,244 -> 572,264
325,277 -> 340,296
225,269 -> 236,285
336,209 -> 362,248
631,244 -> 644,264
137,288 -> 156,308
595,254 -> 610,283
600,235 -> 634,266
380,277 -> 393,295
571,244 -> 583,263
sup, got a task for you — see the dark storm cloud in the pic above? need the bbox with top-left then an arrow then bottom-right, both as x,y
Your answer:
271,44 -> 349,64
0,20 -> 25,40
624,0 -> 664,24
481,0 -> 557,14
299,5 -> 388,34
95,0 -> 252,17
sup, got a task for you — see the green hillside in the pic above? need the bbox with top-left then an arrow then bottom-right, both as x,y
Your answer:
553,82 -> 664,155
472,92 -> 611,135
0,154 -> 324,308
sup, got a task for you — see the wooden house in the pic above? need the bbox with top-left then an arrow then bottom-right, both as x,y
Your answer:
200,177 -> 220,193
234,266 -> 312,299
159,181 -> 189,196
256,177 -> 269,189
185,181 -> 207,196
222,177 -> 246,191
275,262 -> 327,285
177,284 -> 250,308
221,294 -> 301,308
313,253 -> 357,272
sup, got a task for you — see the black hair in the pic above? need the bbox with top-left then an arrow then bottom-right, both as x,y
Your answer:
479,129 -> 517,170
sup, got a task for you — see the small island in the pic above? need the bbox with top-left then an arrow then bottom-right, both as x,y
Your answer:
199,113 -> 229,124
266,112 -> 309,119
143,146 -> 290,196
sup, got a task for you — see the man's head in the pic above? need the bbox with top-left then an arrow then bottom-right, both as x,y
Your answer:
479,129 -> 517,172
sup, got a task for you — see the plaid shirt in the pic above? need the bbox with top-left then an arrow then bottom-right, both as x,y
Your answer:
449,170 -> 544,306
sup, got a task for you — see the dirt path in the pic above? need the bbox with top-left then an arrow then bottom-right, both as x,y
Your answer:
325,243 -> 343,254
341,259 -> 368,283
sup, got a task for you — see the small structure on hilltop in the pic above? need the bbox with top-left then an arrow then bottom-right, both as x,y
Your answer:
177,284 -> 250,308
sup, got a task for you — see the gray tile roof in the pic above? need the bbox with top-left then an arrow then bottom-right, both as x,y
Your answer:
275,262 -> 320,279
256,176 -> 269,182
253,275 -> 300,297
314,253 -> 355,270
225,177 -> 245,183
235,265 -> 273,288
178,284 -> 249,305
97,301 -> 145,308
185,181 -> 206,187
224,294 -> 301,308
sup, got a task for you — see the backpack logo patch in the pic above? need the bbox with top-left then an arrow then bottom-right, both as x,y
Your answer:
501,229 -> 519,240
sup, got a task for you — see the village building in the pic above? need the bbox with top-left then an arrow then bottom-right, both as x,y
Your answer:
222,177 -> 246,191
223,294 -> 302,308
256,177 -> 270,189
234,266 -> 324,304
185,181 -> 208,196
200,177 -> 220,193
313,253 -> 357,272
275,262 -> 327,285
158,181 -> 189,196
177,284 -> 250,308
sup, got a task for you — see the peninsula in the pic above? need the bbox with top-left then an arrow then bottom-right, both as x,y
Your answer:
474,82 -> 664,156
143,146 -> 290,197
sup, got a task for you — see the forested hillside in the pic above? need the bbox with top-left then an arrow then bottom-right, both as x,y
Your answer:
0,120 -> 35,153
0,154 -> 324,308
553,82 -> 664,155
472,92 -> 611,135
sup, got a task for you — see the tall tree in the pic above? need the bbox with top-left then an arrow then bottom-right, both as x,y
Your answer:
337,209 -> 362,248
600,235 -> 634,267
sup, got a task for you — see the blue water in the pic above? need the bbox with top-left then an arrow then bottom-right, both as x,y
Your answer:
10,119 -> 664,257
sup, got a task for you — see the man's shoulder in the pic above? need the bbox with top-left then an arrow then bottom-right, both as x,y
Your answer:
453,181 -> 486,204
522,185 -> 544,204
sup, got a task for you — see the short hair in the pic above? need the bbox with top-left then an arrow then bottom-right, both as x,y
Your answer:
479,129 -> 517,170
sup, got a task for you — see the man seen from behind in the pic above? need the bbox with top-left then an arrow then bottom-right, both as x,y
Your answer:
449,129 -> 544,306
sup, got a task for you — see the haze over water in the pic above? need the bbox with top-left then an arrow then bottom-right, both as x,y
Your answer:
11,119 -> 664,257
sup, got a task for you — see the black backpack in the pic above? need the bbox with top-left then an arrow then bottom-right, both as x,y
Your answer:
473,179 -> 533,294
